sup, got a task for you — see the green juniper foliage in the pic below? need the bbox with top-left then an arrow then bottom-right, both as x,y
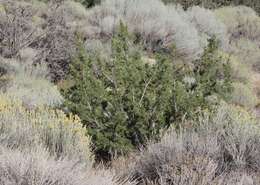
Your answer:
193,38 -> 232,101
63,22 -> 232,160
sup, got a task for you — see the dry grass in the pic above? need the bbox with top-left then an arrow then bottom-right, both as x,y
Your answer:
113,103 -> 260,184
0,146 -> 133,185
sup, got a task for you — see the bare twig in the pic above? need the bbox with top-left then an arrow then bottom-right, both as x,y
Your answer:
139,78 -> 152,107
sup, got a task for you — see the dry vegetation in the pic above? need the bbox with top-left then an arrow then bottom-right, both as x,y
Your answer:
113,103 -> 260,184
1,0 -> 260,184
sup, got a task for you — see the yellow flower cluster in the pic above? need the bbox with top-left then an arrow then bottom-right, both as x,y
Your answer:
0,94 -> 93,166
215,101 -> 258,128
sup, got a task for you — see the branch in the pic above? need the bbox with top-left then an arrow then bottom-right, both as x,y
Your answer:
139,78 -> 152,107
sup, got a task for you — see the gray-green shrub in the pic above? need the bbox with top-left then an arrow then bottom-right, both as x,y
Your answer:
163,0 -> 260,15
0,146 -> 133,185
118,103 -> 260,185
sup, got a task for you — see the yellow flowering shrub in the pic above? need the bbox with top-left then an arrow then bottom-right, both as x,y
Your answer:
231,82 -> 258,109
217,51 -> 251,83
0,94 -> 93,166
212,101 -> 258,128
217,51 -> 258,109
